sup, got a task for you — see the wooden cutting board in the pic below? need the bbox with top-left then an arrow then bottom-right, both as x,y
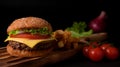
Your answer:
0,33 -> 107,67
0,47 -> 79,67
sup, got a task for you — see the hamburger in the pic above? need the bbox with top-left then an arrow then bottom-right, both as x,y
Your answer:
4,17 -> 56,57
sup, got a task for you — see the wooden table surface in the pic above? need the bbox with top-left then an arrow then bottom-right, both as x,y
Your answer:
0,47 -> 79,67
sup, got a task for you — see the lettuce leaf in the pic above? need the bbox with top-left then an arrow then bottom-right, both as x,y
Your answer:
70,29 -> 93,38
9,27 -> 51,35
65,21 -> 93,38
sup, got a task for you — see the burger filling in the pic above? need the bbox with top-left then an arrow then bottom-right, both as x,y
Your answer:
8,40 -> 56,51
5,27 -> 56,49
9,27 -> 51,36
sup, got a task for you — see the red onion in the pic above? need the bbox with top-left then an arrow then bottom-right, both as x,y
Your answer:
89,11 -> 107,33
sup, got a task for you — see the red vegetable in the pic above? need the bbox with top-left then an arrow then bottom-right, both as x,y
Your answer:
83,46 -> 91,58
10,33 -> 50,39
89,11 -> 107,33
88,47 -> 104,62
105,47 -> 119,60
83,41 -> 99,58
83,42 -> 100,58
100,43 -> 111,51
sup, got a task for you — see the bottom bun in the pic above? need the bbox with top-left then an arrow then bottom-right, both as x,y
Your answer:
7,45 -> 53,57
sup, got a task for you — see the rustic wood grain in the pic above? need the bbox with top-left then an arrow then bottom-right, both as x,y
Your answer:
0,32 -> 107,67
0,47 -> 80,67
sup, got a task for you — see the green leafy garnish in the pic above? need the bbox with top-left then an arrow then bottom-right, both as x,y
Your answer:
65,21 -> 93,38
9,30 -> 20,35
9,27 -> 51,35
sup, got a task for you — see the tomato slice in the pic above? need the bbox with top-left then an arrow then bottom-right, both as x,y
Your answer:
10,33 -> 51,39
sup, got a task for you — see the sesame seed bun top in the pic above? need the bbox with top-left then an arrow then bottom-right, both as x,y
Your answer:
7,17 -> 52,34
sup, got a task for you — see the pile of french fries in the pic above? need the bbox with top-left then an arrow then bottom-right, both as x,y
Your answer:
52,30 -> 88,50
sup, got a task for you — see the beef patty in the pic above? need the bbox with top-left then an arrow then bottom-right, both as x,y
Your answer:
8,40 -> 56,51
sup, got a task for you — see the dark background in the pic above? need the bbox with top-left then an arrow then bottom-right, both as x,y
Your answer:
0,0 -> 120,67
0,0 -> 118,47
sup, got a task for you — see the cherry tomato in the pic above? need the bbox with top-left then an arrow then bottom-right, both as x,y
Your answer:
88,47 -> 104,62
105,47 -> 119,60
83,46 -> 92,58
10,33 -> 50,39
100,43 -> 111,51
83,42 -> 100,58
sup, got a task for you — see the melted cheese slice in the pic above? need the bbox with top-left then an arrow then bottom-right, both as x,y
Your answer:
5,37 -> 55,48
